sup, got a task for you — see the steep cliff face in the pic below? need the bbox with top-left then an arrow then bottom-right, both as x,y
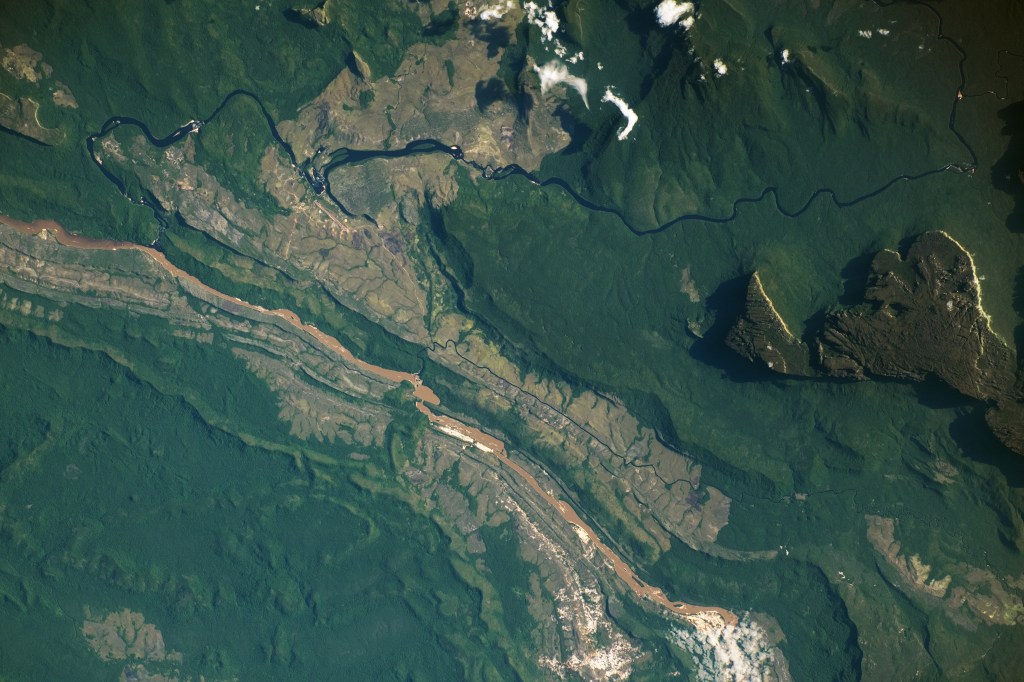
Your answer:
726,231 -> 1023,454
817,231 -> 1016,398
724,272 -> 814,377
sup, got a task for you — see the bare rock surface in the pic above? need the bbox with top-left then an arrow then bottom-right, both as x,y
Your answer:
726,231 -> 1023,454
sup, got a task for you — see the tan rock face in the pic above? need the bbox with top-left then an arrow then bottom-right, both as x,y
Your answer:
1,44 -> 49,83
818,231 -> 1016,400
0,93 -> 64,145
726,231 -> 1023,454
725,272 -> 813,376
82,609 -> 181,662
278,18 -> 571,173
0,43 -> 76,142
866,515 -> 1024,627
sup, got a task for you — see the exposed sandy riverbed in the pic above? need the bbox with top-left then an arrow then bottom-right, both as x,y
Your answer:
0,214 -> 737,628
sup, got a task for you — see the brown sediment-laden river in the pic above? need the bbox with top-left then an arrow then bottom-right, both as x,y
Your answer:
0,214 -> 737,628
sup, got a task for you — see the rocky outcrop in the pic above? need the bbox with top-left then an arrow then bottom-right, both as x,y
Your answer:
725,231 -> 1023,454
865,515 -> 1024,628
0,93 -> 64,145
0,43 -> 75,142
724,272 -> 813,376
287,0 -> 330,28
986,400 -> 1024,455
817,231 -> 1016,397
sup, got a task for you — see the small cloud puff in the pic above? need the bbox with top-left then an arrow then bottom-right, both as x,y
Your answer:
713,58 -> 728,76
524,2 -> 585,64
524,1 -> 560,42
476,1 -> 514,21
655,0 -> 695,28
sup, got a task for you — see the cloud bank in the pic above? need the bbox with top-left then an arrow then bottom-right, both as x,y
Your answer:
671,615 -> 791,682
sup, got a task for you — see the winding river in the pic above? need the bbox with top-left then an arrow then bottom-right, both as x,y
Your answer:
53,9 -> 984,627
84,3 -> 979,245
0,214 -> 738,628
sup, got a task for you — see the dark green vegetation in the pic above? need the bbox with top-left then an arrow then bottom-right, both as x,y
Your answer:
0,0 -> 437,242
0,324 -> 527,681
159,218 -> 426,375
191,96 -> 290,218
725,233 -> 1023,454
420,0 -> 1024,676
0,0 -> 427,128
525,1 -> 970,229
1,0 -> 1023,679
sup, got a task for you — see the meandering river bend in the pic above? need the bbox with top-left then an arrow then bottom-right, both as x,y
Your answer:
0,213 -> 738,628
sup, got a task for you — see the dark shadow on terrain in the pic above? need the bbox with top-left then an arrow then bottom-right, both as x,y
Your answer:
422,4 -> 459,40
553,104 -> 592,155
470,20 -> 510,59
801,309 -> 828,360
837,250 -> 879,305
495,21 -> 528,92
613,0 -> 692,101
895,232 -> 922,255
599,387 -> 682,449
1015,266 -> 1024,363
992,99 -> 1024,233
950,409 -> 1024,487
511,92 -> 533,123
677,60 -> 710,105
910,374 -> 973,410
282,8 -> 321,29
785,57 -> 843,136
425,206 -> 474,291
0,125 -> 52,147
688,275 -> 789,382
475,78 -> 508,111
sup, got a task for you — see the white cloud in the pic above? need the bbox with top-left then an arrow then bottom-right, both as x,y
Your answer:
713,58 -> 728,76
671,615 -> 789,682
655,0 -> 695,27
524,2 -> 559,42
779,48 -> 790,65
524,2 -> 584,64
601,88 -> 638,141
477,1 -> 514,21
534,60 -> 590,108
